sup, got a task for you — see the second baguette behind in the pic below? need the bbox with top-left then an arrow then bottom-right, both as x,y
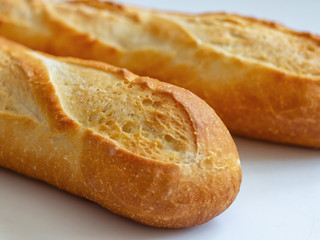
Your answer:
1,0 -> 320,147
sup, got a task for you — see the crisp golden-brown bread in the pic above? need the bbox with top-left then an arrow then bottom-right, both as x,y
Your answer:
0,36 -> 241,228
0,0 -> 320,147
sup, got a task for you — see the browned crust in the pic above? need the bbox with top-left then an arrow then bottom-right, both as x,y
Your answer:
72,0 -> 320,44
0,36 -> 241,228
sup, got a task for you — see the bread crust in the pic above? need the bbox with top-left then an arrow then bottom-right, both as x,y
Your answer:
0,36 -> 241,228
0,0 -> 319,147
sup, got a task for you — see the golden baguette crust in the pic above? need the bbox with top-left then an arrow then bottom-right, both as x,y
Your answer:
1,0 -> 320,147
0,36 -> 241,228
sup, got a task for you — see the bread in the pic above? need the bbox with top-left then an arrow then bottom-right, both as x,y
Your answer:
0,36 -> 241,228
1,0 -> 320,147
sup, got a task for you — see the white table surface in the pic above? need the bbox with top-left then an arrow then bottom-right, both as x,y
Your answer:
1,1 -> 320,239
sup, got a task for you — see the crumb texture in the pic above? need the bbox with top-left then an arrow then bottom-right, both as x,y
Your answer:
37,55 -> 197,164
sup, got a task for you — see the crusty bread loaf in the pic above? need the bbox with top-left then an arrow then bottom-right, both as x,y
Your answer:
0,36 -> 241,228
0,0 -> 320,147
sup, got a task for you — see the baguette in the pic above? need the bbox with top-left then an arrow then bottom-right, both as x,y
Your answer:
1,0 -> 320,147
0,36 -> 241,228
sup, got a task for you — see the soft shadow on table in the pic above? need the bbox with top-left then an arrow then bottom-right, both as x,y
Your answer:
233,136 -> 320,163
230,137 -> 320,240
1,138 -> 319,240
233,136 -> 320,194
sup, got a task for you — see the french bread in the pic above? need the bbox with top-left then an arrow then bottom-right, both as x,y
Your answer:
0,0 -> 320,147
0,36 -> 241,228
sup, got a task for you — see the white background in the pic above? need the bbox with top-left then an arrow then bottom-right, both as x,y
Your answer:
1,1 -> 320,239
